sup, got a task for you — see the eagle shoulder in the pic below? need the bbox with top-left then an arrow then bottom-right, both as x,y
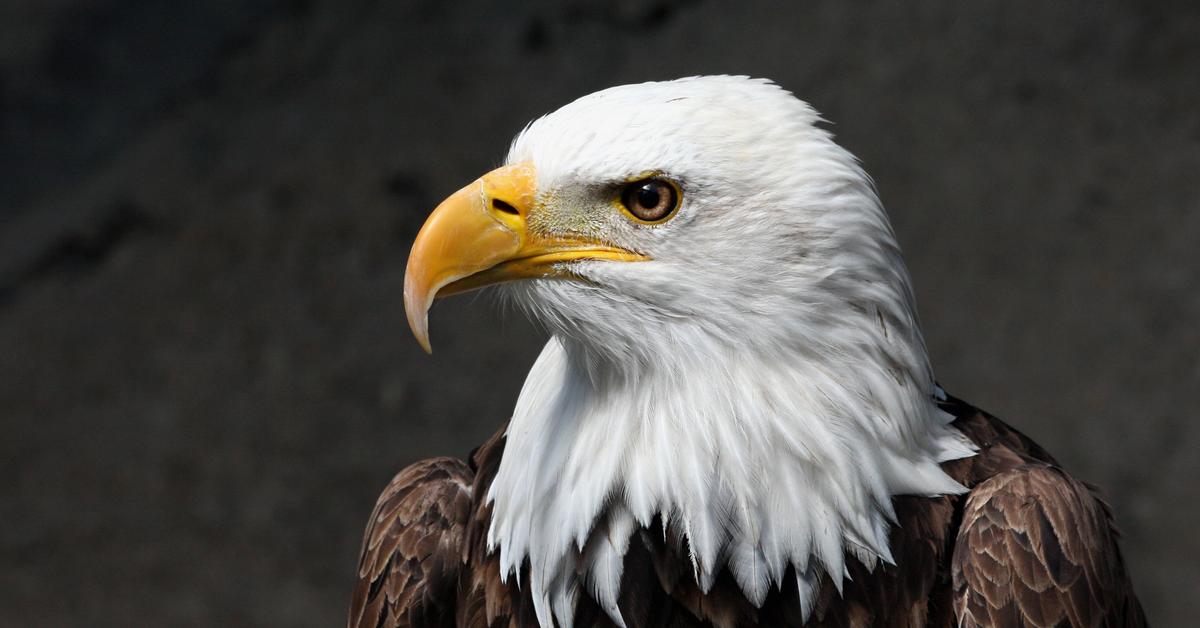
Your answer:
348,457 -> 473,628
951,463 -> 1147,627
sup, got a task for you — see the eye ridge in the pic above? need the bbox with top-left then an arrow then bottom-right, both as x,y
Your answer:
619,178 -> 680,223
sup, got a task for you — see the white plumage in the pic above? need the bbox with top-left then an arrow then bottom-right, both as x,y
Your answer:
481,77 -> 976,628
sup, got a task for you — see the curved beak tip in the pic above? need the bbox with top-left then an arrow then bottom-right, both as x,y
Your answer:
403,278 -> 435,355
411,318 -> 433,354
407,309 -> 434,354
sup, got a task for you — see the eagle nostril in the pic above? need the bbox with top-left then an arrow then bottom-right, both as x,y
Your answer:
491,198 -> 520,216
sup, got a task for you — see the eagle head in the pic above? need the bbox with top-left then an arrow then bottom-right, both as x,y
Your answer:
405,76 -> 911,371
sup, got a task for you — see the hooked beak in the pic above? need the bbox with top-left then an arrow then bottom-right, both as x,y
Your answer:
403,162 -> 647,353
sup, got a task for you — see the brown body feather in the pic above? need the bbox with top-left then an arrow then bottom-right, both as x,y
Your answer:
349,396 -> 1146,628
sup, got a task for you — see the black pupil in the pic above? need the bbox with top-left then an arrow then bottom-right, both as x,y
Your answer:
636,183 -> 662,209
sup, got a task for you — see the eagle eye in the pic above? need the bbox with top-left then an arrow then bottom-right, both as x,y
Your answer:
619,178 -> 680,223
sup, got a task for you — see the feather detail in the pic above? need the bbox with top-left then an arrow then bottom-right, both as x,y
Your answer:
581,508 -> 637,627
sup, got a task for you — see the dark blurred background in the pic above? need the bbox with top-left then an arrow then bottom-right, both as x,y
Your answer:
1,0 -> 1197,625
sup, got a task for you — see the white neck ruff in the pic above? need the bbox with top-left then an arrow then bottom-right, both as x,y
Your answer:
485,335 -> 974,628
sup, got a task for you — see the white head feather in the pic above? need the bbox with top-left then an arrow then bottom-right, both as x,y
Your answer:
481,76 -> 975,628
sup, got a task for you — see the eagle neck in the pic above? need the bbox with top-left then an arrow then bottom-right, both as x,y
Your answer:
484,332 -> 975,628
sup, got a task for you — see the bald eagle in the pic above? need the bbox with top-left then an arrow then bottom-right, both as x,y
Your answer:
349,76 -> 1145,628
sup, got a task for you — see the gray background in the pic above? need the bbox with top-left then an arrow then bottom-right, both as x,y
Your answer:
1,0 -> 1197,625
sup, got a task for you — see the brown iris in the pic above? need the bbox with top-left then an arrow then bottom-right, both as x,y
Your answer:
619,178 -> 680,223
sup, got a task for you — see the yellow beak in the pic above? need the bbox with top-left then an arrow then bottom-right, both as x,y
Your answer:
403,162 -> 647,353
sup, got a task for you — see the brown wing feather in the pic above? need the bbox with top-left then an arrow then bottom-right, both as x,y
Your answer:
952,464 -> 1147,628
348,457 -> 473,628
